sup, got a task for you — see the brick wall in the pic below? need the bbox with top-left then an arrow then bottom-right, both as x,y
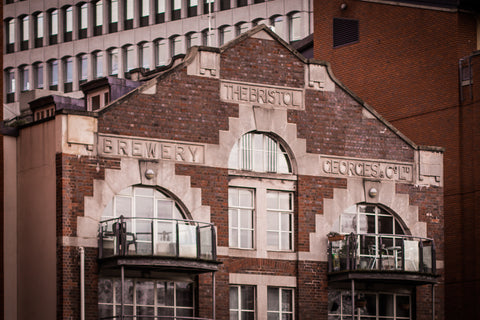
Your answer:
313,1 -> 476,318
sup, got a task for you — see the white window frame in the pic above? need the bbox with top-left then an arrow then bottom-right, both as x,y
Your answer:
230,285 -> 256,320
267,287 -> 294,320
266,190 -> 293,251
228,188 -> 255,249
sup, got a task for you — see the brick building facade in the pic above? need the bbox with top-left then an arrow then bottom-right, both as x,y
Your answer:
312,1 -> 480,319
4,25 -> 444,320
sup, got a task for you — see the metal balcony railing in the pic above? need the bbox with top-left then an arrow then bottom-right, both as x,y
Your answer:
327,233 -> 436,274
98,216 -> 217,261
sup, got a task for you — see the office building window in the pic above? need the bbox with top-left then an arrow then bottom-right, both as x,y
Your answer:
20,15 -> 29,51
268,287 -> 294,320
140,0 -> 150,26
170,36 -> 181,57
63,57 -> 73,92
328,291 -> 411,320
252,18 -> 266,27
219,25 -> 233,45
108,48 -> 119,75
156,0 -> 166,23
289,12 -> 302,42
271,15 -> 286,40
78,3 -> 88,39
188,0 -> 198,17
139,42 -> 151,70
98,278 -> 194,319
93,51 -> 104,78
5,68 -> 15,103
236,0 -> 247,7
333,18 -> 359,48
220,0 -> 229,10
124,0 -> 134,29
34,62 -> 44,89
186,32 -> 199,49
49,9 -> 58,45
34,12 -> 44,48
63,6 -> 73,42
19,65 -> 30,92
48,59 -> 58,90
171,0 -> 181,20
6,19 -> 15,53
266,191 -> 293,251
109,0 -> 118,32
124,45 -> 135,72
228,188 -> 254,249
78,54 -> 88,84
94,1 -> 103,36
155,39 -> 168,67
230,285 -> 255,320
202,29 -> 214,46
203,0 -> 214,15
229,132 -> 291,173
235,22 -> 249,36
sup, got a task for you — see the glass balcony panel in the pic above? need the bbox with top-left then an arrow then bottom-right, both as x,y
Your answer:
179,224 -> 197,258
199,226 -> 213,259
155,221 -> 176,256
422,244 -> 433,272
115,279 -> 134,304
404,239 -> 419,271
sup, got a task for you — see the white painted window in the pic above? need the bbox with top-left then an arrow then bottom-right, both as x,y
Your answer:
96,1 -> 104,26
50,10 -> 58,35
21,16 -> 29,41
289,12 -> 302,42
49,60 -> 58,86
65,7 -> 73,32
124,45 -> 135,71
35,13 -> 44,38
328,291 -> 411,320
228,188 -> 254,249
20,66 -> 30,91
78,54 -> 88,81
141,0 -> 150,17
126,0 -> 134,20
267,287 -> 294,320
108,48 -> 119,75
230,285 -> 255,320
155,39 -> 168,66
229,132 -> 291,174
98,278 -> 194,319
139,42 -> 151,69
266,191 -> 293,251
8,19 -> 15,45
111,0 -> 119,23
94,51 -> 104,78
80,3 -> 88,29
34,63 -> 44,89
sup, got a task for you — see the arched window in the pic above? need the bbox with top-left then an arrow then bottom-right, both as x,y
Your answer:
107,48 -> 119,75
138,42 -> 151,70
270,15 -> 286,41
19,65 -> 30,92
219,25 -> 233,45
235,21 -> 249,36
33,12 -> 44,47
93,51 -> 104,78
63,6 -> 73,42
5,68 -> 15,103
78,3 -> 88,39
48,9 -> 59,45
20,15 -> 29,50
63,56 -> 73,92
33,62 -> 44,89
288,12 -> 302,42
94,1 -> 103,36
77,54 -> 88,84
228,132 -> 292,174
48,59 -> 58,90
154,39 -> 168,67
123,44 -> 135,72
186,32 -> 199,49
339,204 -> 407,269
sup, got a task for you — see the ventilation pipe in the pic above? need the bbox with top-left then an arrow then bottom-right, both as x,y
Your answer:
79,247 -> 85,320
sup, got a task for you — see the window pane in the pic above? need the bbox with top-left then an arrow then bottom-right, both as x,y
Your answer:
157,0 -> 166,13
50,60 -> 58,85
267,287 -> 279,311
81,4 -> 88,29
136,280 -> 154,305
136,197 -> 154,218
36,13 -> 44,38
126,0 -> 134,20
176,282 -> 193,307
51,10 -> 58,35
8,20 -> 15,44
66,7 -> 73,32
282,289 -> 292,311
396,295 -> 410,318
80,55 -> 88,80
22,16 -> 30,41
111,0 -> 119,22
379,294 -> 394,316
239,189 -> 253,207
241,286 -> 255,310
157,281 -> 174,306
379,216 -> 393,234
96,1 -> 103,26
35,64 -> 44,89
115,196 -> 132,217
230,287 -> 239,309
98,278 -> 113,303
142,0 -> 150,16
239,230 -> 252,248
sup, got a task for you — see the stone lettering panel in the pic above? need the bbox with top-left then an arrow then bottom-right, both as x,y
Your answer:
321,156 -> 413,182
98,134 -> 204,164
220,80 -> 304,110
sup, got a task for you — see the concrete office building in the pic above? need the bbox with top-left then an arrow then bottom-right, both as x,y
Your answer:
3,0 -> 313,121
312,1 -> 480,318
3,25 -> 444,320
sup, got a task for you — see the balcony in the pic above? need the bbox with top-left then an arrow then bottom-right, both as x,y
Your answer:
98,217 -> 219,273
327,233 -> 438,285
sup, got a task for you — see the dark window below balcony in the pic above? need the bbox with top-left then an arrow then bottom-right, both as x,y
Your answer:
124,19 -> 133,30
109,22 -> 118,33
50,35 -> 58,45
64,31 -> 72,42
156,13 -> 165,23
20,40 -> 28,51
35,37 -> 43,48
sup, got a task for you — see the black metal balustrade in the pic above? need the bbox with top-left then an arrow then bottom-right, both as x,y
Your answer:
98,216 -> 217,261
327,233 -> 436,275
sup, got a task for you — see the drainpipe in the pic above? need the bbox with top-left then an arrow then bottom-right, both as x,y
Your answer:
79,247 -> 85,320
